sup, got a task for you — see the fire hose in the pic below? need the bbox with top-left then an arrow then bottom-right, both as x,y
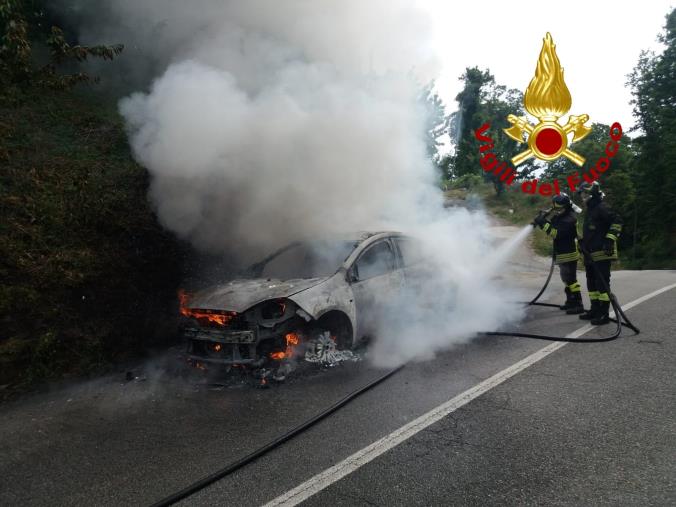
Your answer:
149,230 -> 639,506
484,231 -> 640,342
149,365 -> 404,507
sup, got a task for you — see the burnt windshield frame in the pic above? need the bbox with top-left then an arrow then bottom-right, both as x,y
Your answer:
245,240 -> 359,279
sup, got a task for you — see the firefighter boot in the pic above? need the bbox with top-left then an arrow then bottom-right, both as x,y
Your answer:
579,300 -> 599,320
559,287 -> 573,310
591,301 -> 610,325
565,291 -> 584,314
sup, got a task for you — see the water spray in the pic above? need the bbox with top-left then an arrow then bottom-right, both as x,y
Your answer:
482,224 -> 534,276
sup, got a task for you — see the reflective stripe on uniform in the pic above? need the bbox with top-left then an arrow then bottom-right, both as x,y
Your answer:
543,222 -> 558,238
589,291 -> 600,300
591,250 -> 617,261
605,233 -> 618,241
598,292 -> 610,302
555,252 -> 579,263
567,281 -> 581,293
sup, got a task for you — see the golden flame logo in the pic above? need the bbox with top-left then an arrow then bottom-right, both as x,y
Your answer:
504,33 -> 590,166
524,33 -> 571,120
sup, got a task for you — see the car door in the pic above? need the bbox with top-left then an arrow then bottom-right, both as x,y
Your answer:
393,236 -> 457,310
348,239 -> 403,338
393,236 -> 428,291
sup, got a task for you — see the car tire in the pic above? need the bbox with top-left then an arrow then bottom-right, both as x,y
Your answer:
316,311 -> 353,350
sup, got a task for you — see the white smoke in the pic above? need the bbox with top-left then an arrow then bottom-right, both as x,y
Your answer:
82,0 -> 526,366
119,60 -> 437,257
368,220 -> 529,368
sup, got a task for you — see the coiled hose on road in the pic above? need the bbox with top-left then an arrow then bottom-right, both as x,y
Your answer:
485,242 -> 640,342
149,240 -> 640,506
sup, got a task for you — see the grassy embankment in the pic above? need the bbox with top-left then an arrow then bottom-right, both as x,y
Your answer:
0,88 -> 184,395
444,183 -> 553,258
444,181 -> 639,271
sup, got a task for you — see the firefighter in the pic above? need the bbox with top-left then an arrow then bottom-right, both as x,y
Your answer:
533,193 -> 584,314
576,181 -> 623,325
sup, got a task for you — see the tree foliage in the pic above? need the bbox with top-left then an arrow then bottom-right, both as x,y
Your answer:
420,81 -> 449,172
0,2 -> 181,392
447,67 -> 536,194
448,67 -> 493,178
627,8 -> 676,266
0,0 -> 123,97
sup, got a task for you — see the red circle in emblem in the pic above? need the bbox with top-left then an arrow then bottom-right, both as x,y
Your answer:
535,128 -> 563,155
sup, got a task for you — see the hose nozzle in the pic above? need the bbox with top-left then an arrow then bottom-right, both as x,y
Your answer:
531,207 -> 553,227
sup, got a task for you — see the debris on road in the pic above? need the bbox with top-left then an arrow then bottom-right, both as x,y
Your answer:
304,332 -> 360,366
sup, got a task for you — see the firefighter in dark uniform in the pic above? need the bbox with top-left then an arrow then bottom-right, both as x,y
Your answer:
576,181 -> 623,325
533,193 -> 584,314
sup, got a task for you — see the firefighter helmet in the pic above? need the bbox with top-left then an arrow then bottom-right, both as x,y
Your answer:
552,192 -> 581,214
577,181 -> 603,203
552,193 -> 572,209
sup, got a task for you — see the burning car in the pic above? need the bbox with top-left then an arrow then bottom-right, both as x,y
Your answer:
179,231 -> 424,370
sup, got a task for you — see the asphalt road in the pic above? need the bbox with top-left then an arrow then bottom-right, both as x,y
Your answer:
1,246 -> 675,506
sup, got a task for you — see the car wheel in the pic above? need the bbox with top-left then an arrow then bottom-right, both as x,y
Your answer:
316,311 -> 353,350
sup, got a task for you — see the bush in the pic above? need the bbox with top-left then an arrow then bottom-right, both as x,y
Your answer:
451,173 -> 484,190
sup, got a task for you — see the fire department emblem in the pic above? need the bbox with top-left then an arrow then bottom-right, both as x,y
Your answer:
504,33 -> 591,167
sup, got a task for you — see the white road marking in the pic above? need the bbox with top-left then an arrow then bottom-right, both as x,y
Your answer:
611,282 -> 676,313
263,282 -> 676,507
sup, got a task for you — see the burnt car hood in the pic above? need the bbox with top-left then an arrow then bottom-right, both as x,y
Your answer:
187,277 -> 327,313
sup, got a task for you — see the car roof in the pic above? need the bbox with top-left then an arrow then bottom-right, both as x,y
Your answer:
287,231 -> 403,244
252,231 -> 405,270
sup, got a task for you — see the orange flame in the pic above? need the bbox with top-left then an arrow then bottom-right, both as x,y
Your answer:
179,290 -> 235,326
524,33 -> 572,120
192,361 -> 207,371
286,332 -> 300,347
270,332 -> 301,360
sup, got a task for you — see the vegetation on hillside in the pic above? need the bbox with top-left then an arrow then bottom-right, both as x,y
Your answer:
627,9 -> 676,267
0,1 -> 184,391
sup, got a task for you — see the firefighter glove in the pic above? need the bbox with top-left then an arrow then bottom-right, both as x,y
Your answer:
532,212 -> 547,228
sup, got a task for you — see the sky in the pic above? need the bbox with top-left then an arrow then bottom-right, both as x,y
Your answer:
421,0 -> 674,133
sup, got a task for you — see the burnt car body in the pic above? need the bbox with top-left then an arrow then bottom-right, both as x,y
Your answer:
181,231 -> 425,367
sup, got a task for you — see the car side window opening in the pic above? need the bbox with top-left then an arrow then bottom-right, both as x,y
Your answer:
394,238 -> 423,267
354,241 -> 396,281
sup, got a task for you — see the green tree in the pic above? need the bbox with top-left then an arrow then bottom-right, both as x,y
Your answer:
628,7 -> 676,267
0,0 -> 123,98
448,67 -> 535,194
449,67 -> 494,178
420,81 -> 448,166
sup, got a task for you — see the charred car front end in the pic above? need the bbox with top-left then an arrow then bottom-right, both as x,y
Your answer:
181,294 -> 315,367
180,232 -> 423,371
179,238 -> 362,369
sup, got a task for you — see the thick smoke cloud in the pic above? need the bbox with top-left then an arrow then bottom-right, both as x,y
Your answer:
76,0 -> 525,365
120,61 -> 435,257
106,0 -> 440,258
